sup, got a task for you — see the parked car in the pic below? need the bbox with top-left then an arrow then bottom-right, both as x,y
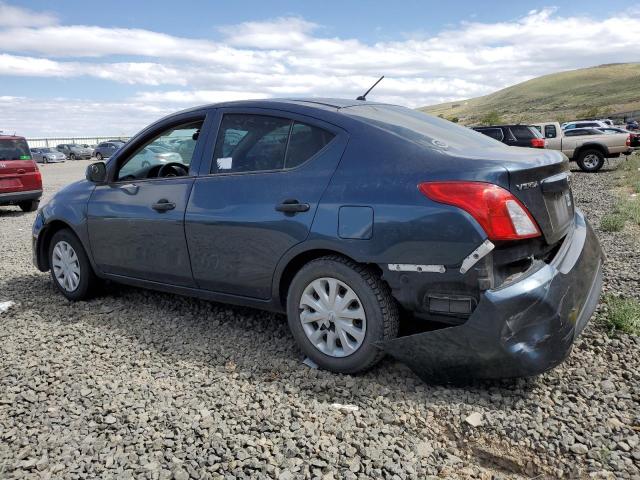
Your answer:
562,120 -> 608,131
56,144 -> 93,160
80,144 -> 95,157
626,120 -> 639,131
94,142 -> 123,160
597,127 -> 640,148
531,122 -> 631,171
32,99 -> 603,382
0,135 -> 42,212
31,147 -> 67,164
473,125 -> 545,148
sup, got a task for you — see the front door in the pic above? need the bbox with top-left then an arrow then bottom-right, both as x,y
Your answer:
87,118 -> 206,286
186,110 -> 347,299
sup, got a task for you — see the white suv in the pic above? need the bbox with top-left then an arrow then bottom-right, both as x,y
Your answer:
561,120 -> 608,131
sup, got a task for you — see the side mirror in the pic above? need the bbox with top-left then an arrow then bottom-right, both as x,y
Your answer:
86,162 -> 107,183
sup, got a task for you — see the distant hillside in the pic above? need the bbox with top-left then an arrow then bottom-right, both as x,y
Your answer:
420,63 -> 640,125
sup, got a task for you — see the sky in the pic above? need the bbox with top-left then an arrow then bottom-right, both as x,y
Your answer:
1,1 -> 639,137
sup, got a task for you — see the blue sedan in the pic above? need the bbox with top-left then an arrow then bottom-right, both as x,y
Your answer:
31,99 -> 603,382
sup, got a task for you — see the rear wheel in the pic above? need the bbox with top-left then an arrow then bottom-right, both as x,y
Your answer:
577,149 -> 604,172
18,200 -> 39,212
43,157 -> 48,164
49,229 -> 97,300
286,255 -> 399,374
69,153 -> 76,160
96,153 -> 103,161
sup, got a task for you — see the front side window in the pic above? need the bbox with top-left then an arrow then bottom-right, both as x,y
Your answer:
117,121 -> 202,181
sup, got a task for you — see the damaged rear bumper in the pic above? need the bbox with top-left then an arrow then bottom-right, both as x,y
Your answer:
381,209 -> 603,382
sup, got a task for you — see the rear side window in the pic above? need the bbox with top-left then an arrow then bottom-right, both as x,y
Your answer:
212,114 -> 334,173
476,128 -> 504,141
544,125 -> 557,138
0,138 -> 31,160
285,122 -> 335,168
509,126 -> 537,140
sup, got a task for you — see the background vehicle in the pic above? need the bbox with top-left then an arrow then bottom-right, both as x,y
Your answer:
56,143 -> 93,160
0,135 -> 42,211
94,141 -> 123,160
32,99 -> 603,381
472,124 -> 545,148
80,144 -> 95,157
598,127 -> 640,148
562,120 -> 608,130
31,147 -> 66,164
626,120 -> 639,131
531,122 -> 631,171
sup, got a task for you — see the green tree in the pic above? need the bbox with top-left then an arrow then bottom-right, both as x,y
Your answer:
481,111 -> 502,125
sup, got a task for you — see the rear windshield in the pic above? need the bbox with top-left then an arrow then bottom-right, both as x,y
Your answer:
342,104 -> 501,151
0,138 -> 31,160
509,125 -> 540,140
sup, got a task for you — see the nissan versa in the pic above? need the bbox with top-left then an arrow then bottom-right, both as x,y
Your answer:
32,99 -> 603,382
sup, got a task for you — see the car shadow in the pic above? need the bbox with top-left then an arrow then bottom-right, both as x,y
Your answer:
0,208 -> 27,217
3,273 -> 537,407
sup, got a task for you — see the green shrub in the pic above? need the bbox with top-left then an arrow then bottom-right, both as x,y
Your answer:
604,295 -> 640,335
600,213 -> 626,232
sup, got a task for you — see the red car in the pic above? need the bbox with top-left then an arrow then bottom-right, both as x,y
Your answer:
0,135 -> 42,212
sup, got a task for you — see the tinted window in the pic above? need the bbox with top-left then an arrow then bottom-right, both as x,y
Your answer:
544,125 -> 557,138
565,129 -> 594,137
213,114 -> 291,173
117,121 -> 202,180
285,122 -> 335,168
344,104 -> 501,151
475,128 -> 504,141
509,126 -> 537,140
0,138 -> 31,160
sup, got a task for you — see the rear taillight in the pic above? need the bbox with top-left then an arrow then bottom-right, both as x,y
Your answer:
626,135 -> 631,147
530,138 -> 545,148
418,181 -> 541,241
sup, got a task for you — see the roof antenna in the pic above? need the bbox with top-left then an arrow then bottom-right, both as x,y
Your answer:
356,76 -> 384,101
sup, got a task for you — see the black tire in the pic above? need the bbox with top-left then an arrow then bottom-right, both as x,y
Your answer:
48,229 -> 97,301
96,153 -> 103,161
69,153 -> 76,160
286,255 -> 399,374
576,149 -> 605,172
18,200 -> 39,212
43,157 -> 48,164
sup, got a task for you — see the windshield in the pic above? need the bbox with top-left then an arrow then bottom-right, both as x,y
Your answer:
0,138 -> 31,160
343,104 -> 501,151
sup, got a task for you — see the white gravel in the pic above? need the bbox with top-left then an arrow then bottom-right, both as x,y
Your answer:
0,158 -> 638,479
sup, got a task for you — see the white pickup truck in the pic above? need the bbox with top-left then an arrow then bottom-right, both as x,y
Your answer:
531,122 -> 631,172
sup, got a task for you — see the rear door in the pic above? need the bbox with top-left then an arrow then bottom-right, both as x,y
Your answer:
0,138 -> 40,194
186,108 -> 348,299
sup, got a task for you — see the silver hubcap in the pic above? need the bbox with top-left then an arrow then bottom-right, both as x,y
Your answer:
299,277 -> 366,357
583,154 -> 599,169
52,241 -> 81,292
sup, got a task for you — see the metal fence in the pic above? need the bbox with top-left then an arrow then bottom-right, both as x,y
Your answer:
25,136 -> 131,148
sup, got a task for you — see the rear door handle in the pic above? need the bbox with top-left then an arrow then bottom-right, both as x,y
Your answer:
152,199 -> 176,212
275,199 -> 310,213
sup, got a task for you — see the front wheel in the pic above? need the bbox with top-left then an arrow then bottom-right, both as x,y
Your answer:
43,157 -> 48,164
49,229 -> 97,300
69,153 -> 76,160
286,256 -> 399,374
96,153 -> 103,160
577,149 -> 604,172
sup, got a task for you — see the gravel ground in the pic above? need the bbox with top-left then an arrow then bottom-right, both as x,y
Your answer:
1,158 -> 639,480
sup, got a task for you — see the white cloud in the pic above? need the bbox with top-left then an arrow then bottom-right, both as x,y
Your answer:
1,3 -> 639,136
0,2 -> 57,27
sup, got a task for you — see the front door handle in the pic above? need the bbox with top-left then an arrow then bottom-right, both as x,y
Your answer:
276,199 -> 310,214
152,199 -> 176,212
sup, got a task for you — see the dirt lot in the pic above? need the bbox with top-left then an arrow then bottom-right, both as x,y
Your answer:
1,159 -> 639,479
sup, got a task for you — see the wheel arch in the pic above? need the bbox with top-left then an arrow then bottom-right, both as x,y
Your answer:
36,219 -> 79,271
574,143 -> 608,159
273,245 -> 383,309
